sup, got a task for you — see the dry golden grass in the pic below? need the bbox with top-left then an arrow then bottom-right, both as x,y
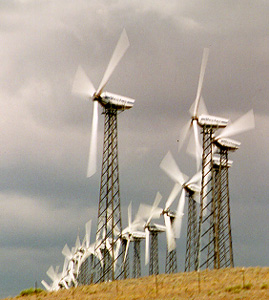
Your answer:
5,267 -> 269,300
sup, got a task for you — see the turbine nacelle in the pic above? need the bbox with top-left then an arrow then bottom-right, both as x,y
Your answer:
146,223 -> 166,232
161,209 -> 176,219
214,137 -> 241,151
94,91 -> 135,110
198,114 -> 229,128
185,183 -> 200,194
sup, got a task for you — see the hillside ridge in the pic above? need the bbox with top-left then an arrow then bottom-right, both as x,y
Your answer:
7,267 -> 269,300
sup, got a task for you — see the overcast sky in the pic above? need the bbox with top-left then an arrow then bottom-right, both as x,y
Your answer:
0,0 -> 268,298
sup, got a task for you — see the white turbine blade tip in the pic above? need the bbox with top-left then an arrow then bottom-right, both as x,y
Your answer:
178,120 -> 192,153
165,183 -> 182,210
87,101 -> 98,177
217,109 -> 255,140
160,151 -> 187,185
96,29 -> 130,95
193,48 -> 209,116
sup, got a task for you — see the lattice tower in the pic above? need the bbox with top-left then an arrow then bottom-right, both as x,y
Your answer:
185,190 -> 199,271
212,149 -> 234,268
165,214 -> 177,274
196,125 -> 216,269
93,106 -> 124,282
122,239 -> 130,279
133,239 -> 142,278
147,224 -> 165,276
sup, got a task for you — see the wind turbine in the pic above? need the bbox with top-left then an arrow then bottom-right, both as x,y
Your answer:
72,29 -> 135,282
136,192 -> 166,276
41,260 -> 70,291
208,109 -> 255,269
59,220 -> 101,286
177,48 -> 231,270
178,49 -> 228,170
160,151 -> 201,271
179,48 -> 255,270
121,202 -> 146,278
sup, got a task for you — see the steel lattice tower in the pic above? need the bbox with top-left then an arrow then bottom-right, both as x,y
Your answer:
212,149 -> 234,268
165,214 -> 177,274
185,190 -> 199,271
196,125 -> 217,269
122,239 -> 130,279
149,231 -> 159,275
77,255 -> 93,285
147,225 -> 165,276
165,249 -> 177,274
132,239 -> 142,278
93,106 -> 124,282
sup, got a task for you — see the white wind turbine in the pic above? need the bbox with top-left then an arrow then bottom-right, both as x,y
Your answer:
136,192 -> 165,268
121,202 -> 146,265
178,48 -> 228,169
160,151 -> 201,240
72,28 -> 135,177
41,260 -> 70,291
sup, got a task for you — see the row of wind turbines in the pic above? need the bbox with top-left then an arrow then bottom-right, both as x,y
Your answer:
42,29 -> 255,291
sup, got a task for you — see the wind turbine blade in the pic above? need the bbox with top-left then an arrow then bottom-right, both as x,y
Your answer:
145,228 -> 150,265
164,214 -> 176,252
96,29 -> 130,95
46,266 -> 57,281
160,151 -> 187,186
198,96 -> 209,116
41,280 -> 51,291
165,183 -> 182,210
87,100 -> 98,177
55,265 -> 60,275
123,240 -> 130,264
135,204 -> 155,226
193,48 -> 209,117
128,202 -> 132,228
75,235 -> 81,251
152,191 -> 162,210
173,189 -> 186,239
147,192 -> 163,224
216,109 -> 255,140
72,65 -> 96,97
193,191 -> 200,204
187,170 -> 202,186
190,95 -> 209,116
114,238 -> 122,263
62,244 -> 72,259
178,119 -> 191,152
85,219 -> 92,248
193,120 -> 202,171
61,258 -> 68,278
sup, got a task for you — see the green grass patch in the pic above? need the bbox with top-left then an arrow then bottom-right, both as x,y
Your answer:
19,288 -> 43,296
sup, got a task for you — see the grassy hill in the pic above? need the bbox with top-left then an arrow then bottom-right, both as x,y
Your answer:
6,267 -> 269,300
